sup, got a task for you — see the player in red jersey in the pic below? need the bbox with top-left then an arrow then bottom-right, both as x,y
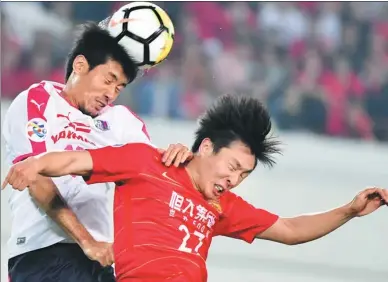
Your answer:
3,95 -> 388,282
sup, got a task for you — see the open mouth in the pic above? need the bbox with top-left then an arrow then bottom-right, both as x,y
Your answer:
213,184 -> 225,196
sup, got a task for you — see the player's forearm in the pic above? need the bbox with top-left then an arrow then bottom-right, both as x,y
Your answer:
284,203 -> 355,245
35,151 -> 93,177
29,176 -> 95,247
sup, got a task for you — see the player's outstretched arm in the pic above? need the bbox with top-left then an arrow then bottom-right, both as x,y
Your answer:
2,151 -> 93,191
37,151 -> 93,177
256,187 -> 388,245
3,143 -> 154,190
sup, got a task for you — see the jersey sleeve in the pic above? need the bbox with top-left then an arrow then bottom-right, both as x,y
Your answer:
213,192 -> 279,244
2,88 -> 44,165
2,84 -> 82,199
85,143 -> 157,184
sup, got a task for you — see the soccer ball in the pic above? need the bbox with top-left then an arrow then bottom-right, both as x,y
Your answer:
105,2 -> 175,70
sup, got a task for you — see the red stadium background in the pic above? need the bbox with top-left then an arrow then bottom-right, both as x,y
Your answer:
2,2 -> 388,141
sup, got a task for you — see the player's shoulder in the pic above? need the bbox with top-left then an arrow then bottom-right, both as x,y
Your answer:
119,142 -> 159,159
220,191 -> 240,202
10,80 -> 63,107
105,104 -> 145,123
219,191 -> 248,211
121,142 -> 155,151
102,104 -> 150,139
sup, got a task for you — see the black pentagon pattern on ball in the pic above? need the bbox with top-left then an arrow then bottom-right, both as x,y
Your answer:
115,5 -> 171,66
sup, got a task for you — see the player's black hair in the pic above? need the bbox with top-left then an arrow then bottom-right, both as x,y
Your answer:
192,94 -> 281,167
65,22 -> 138,83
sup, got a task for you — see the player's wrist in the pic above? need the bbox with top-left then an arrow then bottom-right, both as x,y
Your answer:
71,225 -> 96,250
36,158 -> 45,175
340,202 -> 358,219
34,153 -> 54,176
79,237 -> 97,250
30,155 -> 45,175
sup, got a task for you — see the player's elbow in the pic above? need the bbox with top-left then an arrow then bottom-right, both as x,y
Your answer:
283,236 -> 301,246
28,175 -> 57,204
257,218 -> 301,246
279,218 -> 306,245
274,232 -> 301,246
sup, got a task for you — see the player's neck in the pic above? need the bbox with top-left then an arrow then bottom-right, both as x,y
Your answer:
61,88 -> 81,109
184,161 -> 201,193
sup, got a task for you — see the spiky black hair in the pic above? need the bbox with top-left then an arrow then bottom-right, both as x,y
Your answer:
65,22 -> 138,83
192,94 -> 281,167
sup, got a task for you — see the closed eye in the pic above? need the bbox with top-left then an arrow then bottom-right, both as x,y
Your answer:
240,172 -> 250,180
116,85 -> 125,93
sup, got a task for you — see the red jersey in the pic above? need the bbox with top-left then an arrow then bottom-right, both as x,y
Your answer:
85,143 -> 279,282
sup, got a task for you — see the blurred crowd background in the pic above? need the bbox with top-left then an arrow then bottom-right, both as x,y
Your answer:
2,2 -> 388,142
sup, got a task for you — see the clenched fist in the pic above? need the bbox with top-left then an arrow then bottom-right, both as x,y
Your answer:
2,157 -> 40,191
348,187 -> 388,217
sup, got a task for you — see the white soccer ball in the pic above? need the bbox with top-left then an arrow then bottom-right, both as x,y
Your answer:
106,2 -> 175,70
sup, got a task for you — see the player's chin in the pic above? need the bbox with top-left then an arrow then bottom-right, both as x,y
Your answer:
89,107 -> 101,118
205,189 -> 220,201
79,106 -> 98,118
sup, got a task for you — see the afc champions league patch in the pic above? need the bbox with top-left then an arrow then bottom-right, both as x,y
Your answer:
26,118 -> 48,142
94,119 -> 110,131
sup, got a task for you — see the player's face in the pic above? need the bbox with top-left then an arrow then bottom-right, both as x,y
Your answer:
73,56 -> 128,117
196,139 -> 255,201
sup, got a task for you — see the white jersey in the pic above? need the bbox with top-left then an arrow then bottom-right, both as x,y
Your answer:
3,81 -> 153,258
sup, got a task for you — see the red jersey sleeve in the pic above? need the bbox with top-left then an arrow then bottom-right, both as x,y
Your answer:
84,143 -> 156,184
213,192 -> 279,244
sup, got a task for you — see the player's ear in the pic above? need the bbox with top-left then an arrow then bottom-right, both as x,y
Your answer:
72,55 -> 90,76
198,138 -> 214,157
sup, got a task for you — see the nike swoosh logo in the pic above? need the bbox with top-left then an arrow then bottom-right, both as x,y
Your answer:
139,173 -> 182,188
162,171 -> 177,183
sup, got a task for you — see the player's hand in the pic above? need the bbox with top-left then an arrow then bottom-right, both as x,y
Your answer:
347,187 -> 388,217
158,143 -> 193,167
2,157 -> 40,191
81,240 -> 114,267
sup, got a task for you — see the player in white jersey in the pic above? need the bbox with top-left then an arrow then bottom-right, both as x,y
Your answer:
3,22 -> 192,282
